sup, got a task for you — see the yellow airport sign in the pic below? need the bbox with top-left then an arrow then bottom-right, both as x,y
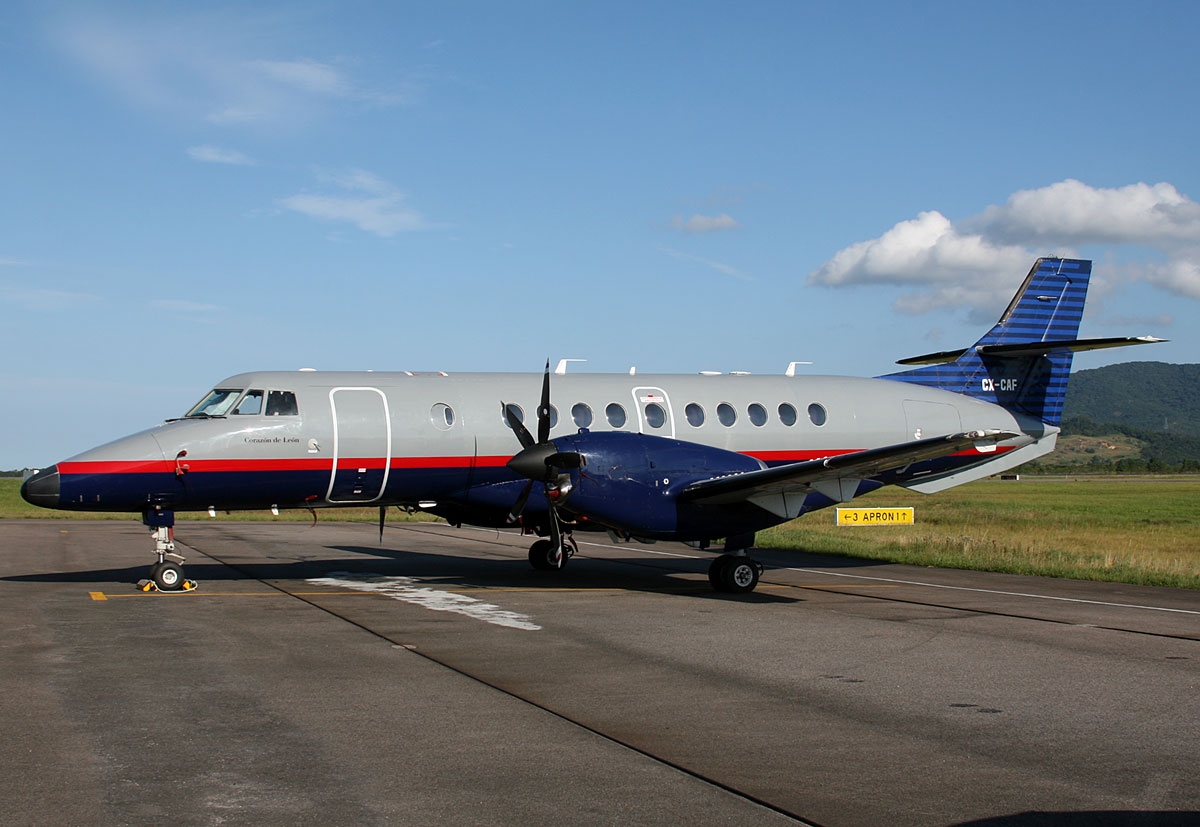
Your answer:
836,507 -> 914,526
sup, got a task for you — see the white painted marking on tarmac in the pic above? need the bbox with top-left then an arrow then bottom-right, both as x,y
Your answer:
787,568 -> 1200,616
308,572 -> 541,631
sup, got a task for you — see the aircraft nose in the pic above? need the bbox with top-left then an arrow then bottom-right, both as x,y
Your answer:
21,465 -> 61,509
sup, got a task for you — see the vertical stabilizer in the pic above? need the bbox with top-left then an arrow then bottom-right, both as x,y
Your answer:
883,258 -> 1092,426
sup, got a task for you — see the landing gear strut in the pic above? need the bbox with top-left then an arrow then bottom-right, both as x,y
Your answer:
140,509 -> 196,592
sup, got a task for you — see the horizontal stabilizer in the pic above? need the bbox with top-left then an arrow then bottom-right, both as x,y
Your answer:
897,336 -> 1167,366
680,430 -> 1019,505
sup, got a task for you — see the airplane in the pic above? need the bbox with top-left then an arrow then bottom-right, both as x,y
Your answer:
21,257 -> 1164,594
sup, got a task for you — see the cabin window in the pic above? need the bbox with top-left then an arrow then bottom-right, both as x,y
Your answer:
808,403 -> 827,426
778,402 -> 798,426
717,402 -> 736,427
266,390 -> 299,416
233,390 -> 264,415
572,402 -> 593,429
431,403 -> 455,430
685,403 -> 705,427
644,402 -> 666,429
186,388 -> 241,417
748,403 -> 767,427
605,403 -> 627,429
546,405 -> 559,429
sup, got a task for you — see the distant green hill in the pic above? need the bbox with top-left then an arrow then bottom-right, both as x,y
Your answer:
1028,361 -> 1200,472
1063,361 -> 1200,438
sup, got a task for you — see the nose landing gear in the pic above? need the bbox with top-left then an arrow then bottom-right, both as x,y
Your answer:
139,509 -> 197,592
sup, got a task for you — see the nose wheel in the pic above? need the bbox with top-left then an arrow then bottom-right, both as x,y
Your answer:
139,509 -> 197,592
148,559 -> 189,591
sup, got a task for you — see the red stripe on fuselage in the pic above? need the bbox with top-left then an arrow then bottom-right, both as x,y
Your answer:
59,459 -> 178,475
58,455 -> 513,475
57,445 -> 1012,477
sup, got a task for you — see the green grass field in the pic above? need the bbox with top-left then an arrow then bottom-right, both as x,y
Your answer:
3,477 -> 1198,589
760,477 -> 1200,589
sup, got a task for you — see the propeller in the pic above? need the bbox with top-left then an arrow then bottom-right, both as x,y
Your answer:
502,361 -> 583,567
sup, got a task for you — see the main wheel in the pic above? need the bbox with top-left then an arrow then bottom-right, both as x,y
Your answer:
154,561 -> 184,591
721,557 -> 761,594
528,540 -> 562,571
708,555 -> 734,591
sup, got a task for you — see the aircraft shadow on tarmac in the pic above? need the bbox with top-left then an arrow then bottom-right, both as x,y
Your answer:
1,543 -> 803,604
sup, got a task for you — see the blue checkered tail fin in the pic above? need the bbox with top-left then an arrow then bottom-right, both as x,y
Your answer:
882,258 -> 1164,427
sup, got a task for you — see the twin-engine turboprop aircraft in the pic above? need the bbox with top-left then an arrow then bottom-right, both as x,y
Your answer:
22,258 -> 1163,593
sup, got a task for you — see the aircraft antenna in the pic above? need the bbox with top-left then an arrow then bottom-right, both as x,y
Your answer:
554,359 -> 587,375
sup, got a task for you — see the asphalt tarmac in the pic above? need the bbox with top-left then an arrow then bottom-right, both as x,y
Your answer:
2,518 -> 1198,826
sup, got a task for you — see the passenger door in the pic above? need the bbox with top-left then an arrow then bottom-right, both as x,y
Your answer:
327,387 -> 391,503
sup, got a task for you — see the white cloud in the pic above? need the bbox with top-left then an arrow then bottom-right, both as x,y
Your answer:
279,170 -> 434,237
0,284 -> 100,310
811,210 -> 1032,286
809,180 -> 1200,315
249,59 -> 350,96
973,180 -> 1200,245
668,213 -> 740,233
1098,312 -> 1175,327
187,145 -> 254,165
320,169 -> 395,195
660,246 -> 752,281
49,13 -> 413,128
1135,256 -> 1200,299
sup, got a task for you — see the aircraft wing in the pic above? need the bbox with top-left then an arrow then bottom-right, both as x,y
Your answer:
678,430 -> 1019,508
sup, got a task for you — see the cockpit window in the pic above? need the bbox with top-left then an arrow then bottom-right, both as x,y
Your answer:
266,390 -> 299,416
186,389 -> 242,418
233,390 -> 264,415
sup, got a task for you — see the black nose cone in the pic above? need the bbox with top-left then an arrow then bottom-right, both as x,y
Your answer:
21,466 -> 60,509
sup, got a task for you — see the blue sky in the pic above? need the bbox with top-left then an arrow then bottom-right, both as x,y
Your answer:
4,1 -> 1199,469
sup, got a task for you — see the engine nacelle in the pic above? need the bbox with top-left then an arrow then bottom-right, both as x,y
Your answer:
549,431 -> 765,539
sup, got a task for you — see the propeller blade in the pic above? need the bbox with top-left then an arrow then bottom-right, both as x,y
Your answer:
507,480 -> 534,523
537,359 -> 552,445
378,506 -> 386,543
506,360 -> 569,566
502,402 -> 535,449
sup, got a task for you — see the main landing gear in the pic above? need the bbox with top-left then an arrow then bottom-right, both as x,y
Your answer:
708,553 -> 763,594
527,533 -> 579,571
139,509 -> 197,592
